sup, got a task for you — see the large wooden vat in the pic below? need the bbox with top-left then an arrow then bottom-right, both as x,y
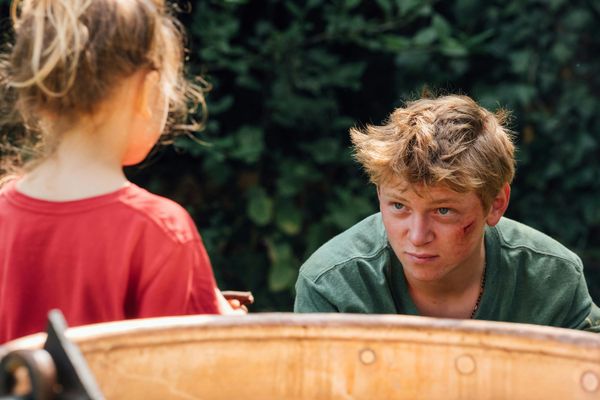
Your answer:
2,313 -> 599,399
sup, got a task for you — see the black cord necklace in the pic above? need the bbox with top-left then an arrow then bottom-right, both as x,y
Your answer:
470,264 -> 486,319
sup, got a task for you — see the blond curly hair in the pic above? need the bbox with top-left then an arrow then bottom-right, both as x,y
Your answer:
1,0 -> 205,174
350,95 -> 515,208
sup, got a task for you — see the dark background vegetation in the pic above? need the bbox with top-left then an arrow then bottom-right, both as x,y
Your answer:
2,0 -> 599,311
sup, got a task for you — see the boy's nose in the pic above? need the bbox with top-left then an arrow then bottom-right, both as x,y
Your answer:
408,215 -> 433,246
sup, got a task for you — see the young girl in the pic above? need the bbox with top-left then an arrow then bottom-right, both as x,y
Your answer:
0,0 -> 243,343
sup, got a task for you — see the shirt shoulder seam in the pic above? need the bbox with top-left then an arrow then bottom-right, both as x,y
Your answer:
117,196 -> 196,245
306,244 -> 389,284
495,229 -> 582,273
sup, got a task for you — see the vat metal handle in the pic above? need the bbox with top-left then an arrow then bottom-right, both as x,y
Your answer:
0,310 -> 104,400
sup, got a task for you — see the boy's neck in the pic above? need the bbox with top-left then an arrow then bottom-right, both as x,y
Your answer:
405,248 -> 486,319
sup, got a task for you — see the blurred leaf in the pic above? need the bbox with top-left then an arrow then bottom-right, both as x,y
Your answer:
229,126 -> 264,164
346,0 -> 361,9
247,187 -> 273,226
548,0 -> 567,10
266,241 -> 298,292
413,26 -> 437,46
453,0 -> 482,25
463,29 -> 494,48
301,138 -> 341,164
508,50 -> 531,74
381,34 -> 412,51
275,201 -> 303,236
432,14 -> 452,38
375,0 -> 393,15
583,201 -> 600,225
551,42 -> 572,64
207,95 -> 235,115
397,0 -> 428,16
276,160 -> 323,197
440,37 -> 468,57
327,188 -> 376,229
562,9 -> 592,30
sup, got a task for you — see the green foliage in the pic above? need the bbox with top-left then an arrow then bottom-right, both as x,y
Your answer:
173,0 -> 600,309
2,0 -> 599,308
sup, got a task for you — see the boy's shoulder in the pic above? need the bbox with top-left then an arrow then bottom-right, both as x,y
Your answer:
492,217 -> 582,269
299,213 -> 389,281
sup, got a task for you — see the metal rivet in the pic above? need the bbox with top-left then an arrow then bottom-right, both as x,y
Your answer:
455,354 -> 476,375
581,371 -> 599,393
359,348 -> 376,365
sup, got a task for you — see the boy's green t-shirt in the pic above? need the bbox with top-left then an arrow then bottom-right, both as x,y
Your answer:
294,214 -> 600,333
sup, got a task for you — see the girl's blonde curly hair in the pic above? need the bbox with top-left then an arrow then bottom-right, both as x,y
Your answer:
0,0 -> 205,175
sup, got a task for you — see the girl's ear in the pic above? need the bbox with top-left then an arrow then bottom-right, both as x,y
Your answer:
136,70 -> 161,118
486,183 -> 510,226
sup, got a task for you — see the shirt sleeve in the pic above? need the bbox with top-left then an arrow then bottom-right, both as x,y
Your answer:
564,270 -> 600,333
294,273 -> 338,313
132,238 -> 220,317
581,302 -> 600,333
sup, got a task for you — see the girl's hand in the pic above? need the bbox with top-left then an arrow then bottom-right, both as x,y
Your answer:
216,289 -> 253,315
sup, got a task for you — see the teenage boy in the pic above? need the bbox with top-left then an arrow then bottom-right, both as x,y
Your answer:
294,95 -> 600,332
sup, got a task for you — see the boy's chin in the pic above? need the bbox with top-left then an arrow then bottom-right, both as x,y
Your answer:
402,263 -> 449,283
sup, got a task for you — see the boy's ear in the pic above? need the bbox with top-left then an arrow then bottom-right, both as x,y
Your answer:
486,183 -> 510,226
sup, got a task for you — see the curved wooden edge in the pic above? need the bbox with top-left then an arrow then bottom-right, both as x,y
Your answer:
68,313 -> 600,345
3,313 -> 600,357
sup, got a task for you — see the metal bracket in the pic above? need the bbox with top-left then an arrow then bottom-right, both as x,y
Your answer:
0,310 -> 105,400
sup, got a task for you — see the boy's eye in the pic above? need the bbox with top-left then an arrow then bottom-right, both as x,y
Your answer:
438,207 -> 450,215
393,203 -> 404,210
